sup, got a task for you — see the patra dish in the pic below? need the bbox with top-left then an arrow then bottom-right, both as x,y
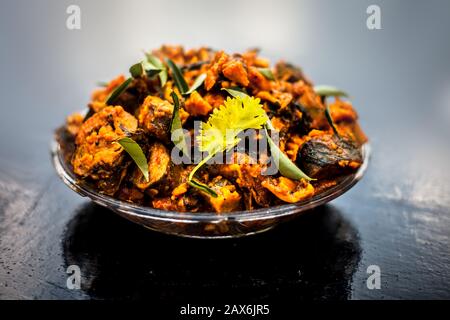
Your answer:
53,45 -> 368,237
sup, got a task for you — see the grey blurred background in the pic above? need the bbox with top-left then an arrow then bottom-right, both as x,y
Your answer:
1,0 -> 450,299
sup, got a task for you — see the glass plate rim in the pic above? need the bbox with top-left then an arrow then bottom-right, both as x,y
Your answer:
51,134 -> 370,222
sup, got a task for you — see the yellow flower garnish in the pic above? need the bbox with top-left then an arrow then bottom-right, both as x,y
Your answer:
197,95 -> 268,154
189,95 -> 268,196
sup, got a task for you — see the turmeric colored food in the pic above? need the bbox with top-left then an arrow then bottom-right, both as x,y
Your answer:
59,45 -> 367,213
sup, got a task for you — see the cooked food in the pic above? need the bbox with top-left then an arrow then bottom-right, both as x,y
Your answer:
59,45 -> 367,213
298,134 -> 363,179
72,106 -> 138,195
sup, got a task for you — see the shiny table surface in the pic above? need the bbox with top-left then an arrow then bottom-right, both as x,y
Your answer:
1,0 -> 450,300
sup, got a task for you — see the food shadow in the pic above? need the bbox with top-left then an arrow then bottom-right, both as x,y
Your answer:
63,202 -> 361,301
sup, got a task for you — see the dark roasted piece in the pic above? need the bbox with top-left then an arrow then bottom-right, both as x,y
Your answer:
204,176 -> 242,212
137,96 -> 174,142
298,134 -> 363,179
132,142 -> 171,190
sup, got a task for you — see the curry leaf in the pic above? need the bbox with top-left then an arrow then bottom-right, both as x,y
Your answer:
146,68 -> 163,77
221,87 -> 249,99
129,62 -> 144,78
257,67 -> 275,80
314,85 -> 349,98
132,59 -> 164,79
146,53 -> 163,69
159,68 -> 168,88
167,59 -> 189,94
170,92 -> 189,157
185,73 -> 207,95
142,59 -> 162,77
313,85 -> 343,136
325,105 -> 339,136
145,53 -> 168,87
97,81 -> 109,87
264,125 -> 313,181
116,137 -> 149,182
105,77 -> 133,105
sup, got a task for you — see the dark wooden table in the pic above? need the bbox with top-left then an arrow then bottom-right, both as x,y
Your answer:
1,0 -> 450,301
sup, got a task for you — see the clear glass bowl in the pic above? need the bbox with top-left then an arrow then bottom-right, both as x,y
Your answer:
51,134 -> 370,239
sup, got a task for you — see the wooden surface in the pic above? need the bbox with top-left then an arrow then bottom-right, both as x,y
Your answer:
1,0 -> 450,301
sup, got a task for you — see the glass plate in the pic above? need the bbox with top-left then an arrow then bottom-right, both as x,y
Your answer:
51,133 -> 370,239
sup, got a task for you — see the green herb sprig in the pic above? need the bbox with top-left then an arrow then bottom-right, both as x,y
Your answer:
116,137 -> 149,182
167,59 -> 206,96
106,54 -> 170,105
188,95 -> 268,197
313,85 -> 349,98
257,68 -> 275,80
314,85 -> 349,136
105,78 -> 133,105
170,92 -> 189,157
146,53 -> 168,87
264,126 -> 312,181
222,88 -> 313,181
221,87 -> 249,99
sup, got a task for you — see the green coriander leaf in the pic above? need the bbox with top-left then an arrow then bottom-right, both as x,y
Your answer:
190,95 -> 268,196
197,95 -> 268,155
